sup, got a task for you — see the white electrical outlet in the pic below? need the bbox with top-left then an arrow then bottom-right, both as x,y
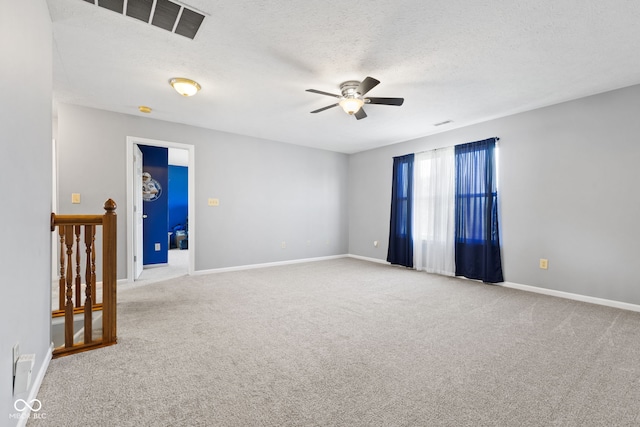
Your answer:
281,241 -> 286,249
155,243 -> 161,251
14,354 -> 35,395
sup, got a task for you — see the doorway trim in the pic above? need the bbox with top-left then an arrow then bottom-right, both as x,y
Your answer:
126,136 -> 195,281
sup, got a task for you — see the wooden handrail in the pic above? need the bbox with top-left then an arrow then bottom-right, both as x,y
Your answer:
51,215 -> 104,229
51,199 -> 117,357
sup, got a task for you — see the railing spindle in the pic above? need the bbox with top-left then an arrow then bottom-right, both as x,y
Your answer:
84,225 -> 94,343
58,227 -> 66,311
91,227 -> 96,305
75,225 -> 82,308
64,225 -> 75,348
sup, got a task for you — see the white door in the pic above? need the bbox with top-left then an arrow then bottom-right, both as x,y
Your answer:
133,145 -> 144,279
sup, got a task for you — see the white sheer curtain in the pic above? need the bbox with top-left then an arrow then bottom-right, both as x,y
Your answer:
413,147 -> 456,275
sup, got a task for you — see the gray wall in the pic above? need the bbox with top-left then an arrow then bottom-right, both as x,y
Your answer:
349,84 -> 640,305
0,0 -> 52,423
56,104 -> 349,278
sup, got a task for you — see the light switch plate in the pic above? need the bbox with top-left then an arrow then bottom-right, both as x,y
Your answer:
71,193 -> 81,204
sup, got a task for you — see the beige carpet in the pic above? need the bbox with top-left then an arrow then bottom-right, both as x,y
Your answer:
31,258 -> 640,426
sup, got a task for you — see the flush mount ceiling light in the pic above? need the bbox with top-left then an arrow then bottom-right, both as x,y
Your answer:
169,78 -> 201,96
138,106 -> 152,113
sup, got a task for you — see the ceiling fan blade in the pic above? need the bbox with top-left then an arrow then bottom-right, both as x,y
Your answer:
354,108 -> 367,120
306,89 -> 341,98
310,103 -> 339,113
366,97 -> 404,106
356,77 -> 380,96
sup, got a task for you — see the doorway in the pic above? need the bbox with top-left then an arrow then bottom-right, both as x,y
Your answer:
126,136 -> 195,282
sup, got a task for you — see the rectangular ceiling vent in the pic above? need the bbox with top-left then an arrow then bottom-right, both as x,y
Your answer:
85,0 -> 205,39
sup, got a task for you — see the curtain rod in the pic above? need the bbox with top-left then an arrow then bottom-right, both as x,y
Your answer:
412,136 -> 500,156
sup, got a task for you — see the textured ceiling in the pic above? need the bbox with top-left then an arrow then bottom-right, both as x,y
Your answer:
47,0 -> 640,153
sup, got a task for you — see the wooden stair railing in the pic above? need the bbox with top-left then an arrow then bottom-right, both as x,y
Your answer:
50,199 -> 117,357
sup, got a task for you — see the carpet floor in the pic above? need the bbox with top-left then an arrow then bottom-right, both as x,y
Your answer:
30,258 -> 640,426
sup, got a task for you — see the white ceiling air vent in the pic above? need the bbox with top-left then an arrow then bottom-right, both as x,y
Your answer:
84,0 -> 205,40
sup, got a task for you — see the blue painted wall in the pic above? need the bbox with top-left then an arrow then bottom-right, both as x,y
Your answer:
140,145 -> 168,265
168,165 -> 188,247
168,165 -> 188,230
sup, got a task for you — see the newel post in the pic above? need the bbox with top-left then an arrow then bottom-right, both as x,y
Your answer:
102,199 -> 117,344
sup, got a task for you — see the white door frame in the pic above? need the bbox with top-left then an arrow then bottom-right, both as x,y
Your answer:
51,138 -> 58,279
133,144 -> 144,279
126,136 -> 195,281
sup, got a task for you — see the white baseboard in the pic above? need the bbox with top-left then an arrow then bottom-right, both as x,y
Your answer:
347,254 -> 389,265
346,255 -> 640,312
194,255 -> 349,275
15,343 -> 53,427
501,281 -> 640,313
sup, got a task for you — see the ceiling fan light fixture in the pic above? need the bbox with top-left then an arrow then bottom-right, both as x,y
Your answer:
307,77 -> 402,120
339,97 -> 364,115
169,78 -> 201,96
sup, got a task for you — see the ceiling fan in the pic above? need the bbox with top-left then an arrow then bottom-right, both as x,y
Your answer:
306,76 -> 404,120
